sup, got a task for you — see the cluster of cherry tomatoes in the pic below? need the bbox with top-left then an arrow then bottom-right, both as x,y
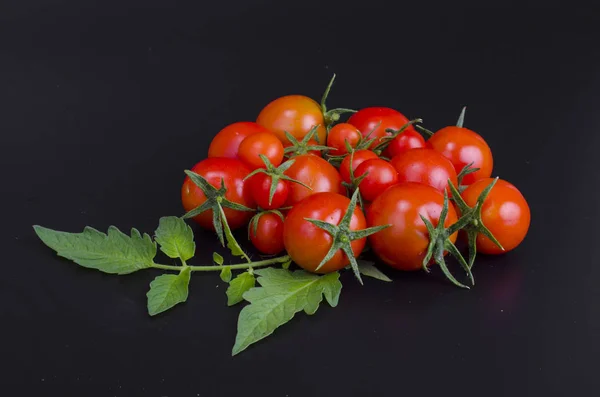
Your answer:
181,76 -> 531,287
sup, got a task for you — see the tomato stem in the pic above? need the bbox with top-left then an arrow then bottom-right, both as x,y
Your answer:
456,106 -> 467,128
151,255 -> 291,272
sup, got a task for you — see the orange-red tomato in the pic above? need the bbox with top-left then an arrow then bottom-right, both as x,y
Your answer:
257,95 -> 327,145
367,183 -> 458,271
354,159 -> 398,202
426,126 -> 493,185
461,178 -> 530,254
348,107 -> 414,149
283,155 -> 344,206
249,212 -> 285,255
390,148 -> 458,194
339,150 -> 379,184
238,132 -> 284,169
181,158 -> 255,230
283,192 -> 367,273
208,122 -> 272,159
327,123 -> 362,156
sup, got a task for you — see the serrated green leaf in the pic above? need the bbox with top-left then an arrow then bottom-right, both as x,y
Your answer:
226,271 -> 256,306
154,216 -> 195,261
213,252 -> 224,265
220,266 -> 232,283
147,267 -> 192,316
33,225 -> 156,274
231,268 -> 342,355
357,261 -> 392,282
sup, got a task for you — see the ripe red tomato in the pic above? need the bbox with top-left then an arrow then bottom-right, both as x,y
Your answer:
283,155 -> 344,206
383,129 -> 425,158
208,122 -> 271,159
348,107 -> 414,149
354,159 -> 398,202
238,132 -> 284,169
181,158 -> 255,230
327,123 -> 362,156
284,192 -> 367,273
426,126 -> 493,185
339,150 -> 379,184
257,95 -> 327,145
390,148 -> 458,194
249,212 -> 285,255
248,173 -> 289,210
461,178 -> 530,254
367,183 -> 458,271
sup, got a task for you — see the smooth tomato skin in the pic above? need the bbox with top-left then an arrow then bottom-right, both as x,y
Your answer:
327,123 -> 362,156
390,148 -> 458,194
284,192 -> 367,273
367,183 -> 458,271
383,129 -> 426,158
257,95 -> 327,145
461,178 -> 530,254
249,212 -> 285,255
248,173 -> 289,210
238,132 -> 284,169
339,150 -> 379,184
283,155 -> 344,206
427,126 -> 493,185
208,122 -> 272,159
354,159 -> 399,202
348,107 -> 414,149
181,158 -> 256,230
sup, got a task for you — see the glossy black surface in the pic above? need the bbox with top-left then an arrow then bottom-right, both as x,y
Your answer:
2,2 -> 599,396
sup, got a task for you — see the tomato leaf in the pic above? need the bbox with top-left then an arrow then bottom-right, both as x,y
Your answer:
356,260 -> 392,282
232,268 -> 342,355
213,252 -> 224,266
33,225 -> 156,274
154,216 -> 195,262
147,266 -> 191,316
226,271 -> 255,306
220,266 -> 232,283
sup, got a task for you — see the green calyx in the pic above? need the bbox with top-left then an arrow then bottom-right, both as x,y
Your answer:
304,189 -> 390,285
244,155 -> 312,206
456,106 -> 467,128
447,178 -> 504,269
340,148 -> 368,210
284,126 -> 335,157
420,190 -> 473,289
320,74 -> 356,129
372,118 -> 423,154
456,162 -> 480,192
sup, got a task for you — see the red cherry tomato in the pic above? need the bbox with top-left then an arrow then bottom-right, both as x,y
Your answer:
339,150 -> 379,184
348,107 -> 414,149
354,159 -> 398,202
327,123 -> 362,156
367,183 -> 458,271
426,126 -> 493,185
249,212 -> 285,255
257,95 -> 327,145
461,178 -> 530,254
248,173 -> 289,210
390,148 -> 458,194
383,129 -> 425,158
238,132 -> 284,169
181,158 -> 255,230
208,122 -> 271,159
283,155 -> 344,206
284,192 -> 367,273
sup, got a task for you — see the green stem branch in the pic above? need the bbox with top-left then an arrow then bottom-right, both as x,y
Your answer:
152,255 -> 290,272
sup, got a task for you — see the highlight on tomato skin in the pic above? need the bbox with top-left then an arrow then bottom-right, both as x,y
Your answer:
208,122 -> 273,159
348,107 -> 414,149
282,154 -> 344,206
390,148 -> 458,194
238,132 -> 284,170
461,178 -> 531,254
327,123 -> 362,156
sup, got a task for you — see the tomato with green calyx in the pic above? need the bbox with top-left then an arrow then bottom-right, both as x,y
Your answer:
382,129 -> 425,158
348,107 -> 415,149
238,132 -> 284,170
283,154 -> 344,206
181,158 -> 256,234
208,122 -> 272,159
257,74 -> 355,145
283,126 -> 332,158
249,211 -> 285,255
327,123 -> 362,156
390,148 -> 458,194
354,159 -> 398,202
339,149 -> 379,184
367,183 -> 471,288
283,190 -> 388,283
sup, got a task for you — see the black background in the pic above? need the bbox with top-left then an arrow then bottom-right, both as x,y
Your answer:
2,1 -> 599,396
